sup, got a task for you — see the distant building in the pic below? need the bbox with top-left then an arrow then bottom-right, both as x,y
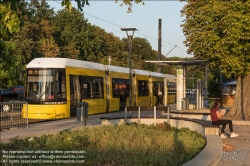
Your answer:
221,80 -> 236,107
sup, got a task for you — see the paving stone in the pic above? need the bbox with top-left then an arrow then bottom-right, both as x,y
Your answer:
218,124 -> 250,166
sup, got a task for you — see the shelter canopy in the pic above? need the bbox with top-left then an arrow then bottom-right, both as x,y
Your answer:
144,59 -> 208,107
222,80 -> 236,85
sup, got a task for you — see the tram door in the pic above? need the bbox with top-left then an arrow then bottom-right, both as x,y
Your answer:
119,88 -> 126,111
70,75 -> 81,117
119,80 -> 129,111
154,82 -> 164,105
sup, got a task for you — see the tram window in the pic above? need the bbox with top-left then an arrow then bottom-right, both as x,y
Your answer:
26,69 -> 66,100
168,82 -> 176,94
173,83 -> 177,94
153,81 -> 158,96
27,74 -> 54,99
168,83 -> 171,94
92,82 -> 103,98
153,82 -> 164,96
81,76 -> 104,99
56,69 -> 66,99
167,83 -> 170,94
82,83 -> 88,98
138,80 -> 149,96
112,79 -> 129,98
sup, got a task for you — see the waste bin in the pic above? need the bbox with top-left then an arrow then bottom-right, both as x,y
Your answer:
77,102 -> 88,126
182,98 -> 189,110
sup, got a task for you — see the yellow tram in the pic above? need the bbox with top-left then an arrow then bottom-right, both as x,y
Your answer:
22,58 -> 176,119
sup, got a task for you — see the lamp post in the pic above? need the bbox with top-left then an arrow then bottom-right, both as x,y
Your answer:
108,56 -> 111,65
121,28 -> 137,106
192,73 -> 194,89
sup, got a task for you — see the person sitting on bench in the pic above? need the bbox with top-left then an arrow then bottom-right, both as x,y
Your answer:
210,99 -> 239,138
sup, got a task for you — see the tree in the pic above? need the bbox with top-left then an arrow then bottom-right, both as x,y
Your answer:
0,40 -> 19,88
0,0 -> 143,39
0,0 -> 29,88
0,0 -> 32,57
0,1 -> 21,88
60,0 -> 144,13
0,0 -> 142,63
14,0 -> 58,61
52,8 -> 101,60
181,0 -> 250,120
121,37 -> 157,71
94,29 -> 125,66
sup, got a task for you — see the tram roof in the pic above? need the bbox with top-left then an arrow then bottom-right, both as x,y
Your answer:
106,65 -> 130,74
134,69 -> 150,76
26,58 -> 105,71
149,71 -> 165,78
165,74 -> 177,82
165,74 -> 177,78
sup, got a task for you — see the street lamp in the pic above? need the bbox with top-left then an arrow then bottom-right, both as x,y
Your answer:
108,56 -> 111,65
121,28 -> 137,106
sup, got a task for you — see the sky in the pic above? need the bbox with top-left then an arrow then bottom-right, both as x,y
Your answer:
47,1 -> 191,58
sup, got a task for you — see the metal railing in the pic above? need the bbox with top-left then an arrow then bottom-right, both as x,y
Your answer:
0,102 -> 28,130
125,106 -> 171,126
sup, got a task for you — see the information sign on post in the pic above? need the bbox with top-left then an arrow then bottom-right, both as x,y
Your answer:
176,69 -> 183,110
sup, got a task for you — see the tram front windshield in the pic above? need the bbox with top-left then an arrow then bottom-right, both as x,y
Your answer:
25,69 -> 66,102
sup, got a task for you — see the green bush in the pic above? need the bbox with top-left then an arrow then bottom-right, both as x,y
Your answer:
1,123 -> 206,166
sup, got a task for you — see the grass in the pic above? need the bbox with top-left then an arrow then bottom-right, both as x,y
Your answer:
0,122 -> 206,166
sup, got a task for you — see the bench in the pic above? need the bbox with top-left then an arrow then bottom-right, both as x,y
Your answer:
187,119 -> 220,135
164,110 -> 211,121
169,111 -> 210,115
188,119 -> 219,127
99,116 -> 188,120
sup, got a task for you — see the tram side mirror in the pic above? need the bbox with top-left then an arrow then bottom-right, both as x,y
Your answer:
55,72 -> 59,82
